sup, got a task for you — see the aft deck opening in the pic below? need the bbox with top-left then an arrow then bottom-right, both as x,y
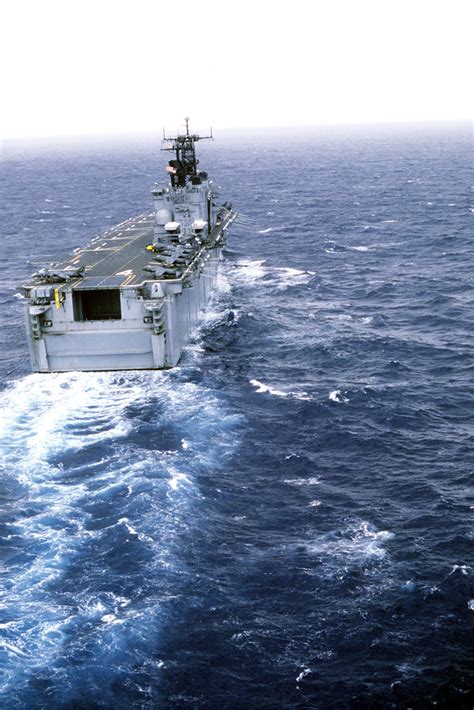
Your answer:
73,289 -> 122,321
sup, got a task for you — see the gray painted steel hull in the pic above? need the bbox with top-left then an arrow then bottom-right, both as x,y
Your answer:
25,246 -> 223,373
22,125 -> 235,373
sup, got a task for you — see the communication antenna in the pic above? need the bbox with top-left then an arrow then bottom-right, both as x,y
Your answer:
161,118 -> 214,186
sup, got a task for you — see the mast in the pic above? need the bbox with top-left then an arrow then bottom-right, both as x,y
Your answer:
162,118 -> 213,187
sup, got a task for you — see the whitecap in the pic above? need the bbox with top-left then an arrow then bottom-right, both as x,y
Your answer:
307,521 -> 394,568
328,390 -> 349,403
231,261 -> 315,290
449,564 -> 470,575
250,378 -> 288,397
257,228 -> 273,234
250,379 -> 312,401
167,471 -> 191,491
232,259 -> 267,284
296,668 -> 312,683
284,477 -> 320,486
468,600 -> 474,611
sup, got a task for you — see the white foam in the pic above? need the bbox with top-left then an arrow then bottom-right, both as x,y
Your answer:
232,260 -> 267,284
231,260 -> 315,290
257,227 -> 273,234
329,390 -> 349,403
250,379 -> 288,397
167,471 -> 191,491
449,564 -> 470,575
307,521 -> 394,568
468,600 -> 474,611
250,379 -> 312,401
296,668 -> 312,683
284,477 -> 320,486
0,373 -> 140,474
199,305 -> 240,330
0,371 -> 242,696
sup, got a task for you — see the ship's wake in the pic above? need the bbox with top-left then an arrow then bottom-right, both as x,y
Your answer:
232,259 -> 315,290
0,369 -> 240,707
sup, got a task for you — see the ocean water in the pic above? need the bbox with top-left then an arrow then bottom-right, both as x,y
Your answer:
0,124 -> 472,709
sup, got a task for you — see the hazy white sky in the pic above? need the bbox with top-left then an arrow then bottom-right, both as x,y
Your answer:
1,0 -> 472,139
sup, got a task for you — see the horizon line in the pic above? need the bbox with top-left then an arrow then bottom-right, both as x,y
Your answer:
1,118 -> 471,144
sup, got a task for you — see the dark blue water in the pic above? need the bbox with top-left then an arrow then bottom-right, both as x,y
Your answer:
1,125 -> 473,709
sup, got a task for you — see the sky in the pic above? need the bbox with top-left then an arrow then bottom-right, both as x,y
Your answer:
0,0 -> 472,140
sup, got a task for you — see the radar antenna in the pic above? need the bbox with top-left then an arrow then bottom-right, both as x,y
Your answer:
162,118 -> 213,187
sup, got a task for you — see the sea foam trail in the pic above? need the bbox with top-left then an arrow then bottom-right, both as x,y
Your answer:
232,260 -> 315,290
0,371 -> 240,706
306,521 -> 395,578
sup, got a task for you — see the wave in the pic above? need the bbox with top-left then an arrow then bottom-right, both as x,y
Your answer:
306,520 -> 395,575
328,389 -> 349,403
232,260 -> 315,290
256,225 -> 289,235
324,241 -> 373,253
250,378 -> 312,401
0,370 -> 240,705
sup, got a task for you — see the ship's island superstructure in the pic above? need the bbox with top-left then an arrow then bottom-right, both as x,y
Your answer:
21,120 -> 236,372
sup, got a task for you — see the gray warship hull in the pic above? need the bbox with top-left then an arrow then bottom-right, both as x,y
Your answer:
22,123 -> 236,372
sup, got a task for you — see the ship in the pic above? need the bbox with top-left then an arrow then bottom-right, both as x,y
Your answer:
21,119 -> 236,372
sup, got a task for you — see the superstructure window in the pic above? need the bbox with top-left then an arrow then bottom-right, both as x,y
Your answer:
73,289 -> 122,321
